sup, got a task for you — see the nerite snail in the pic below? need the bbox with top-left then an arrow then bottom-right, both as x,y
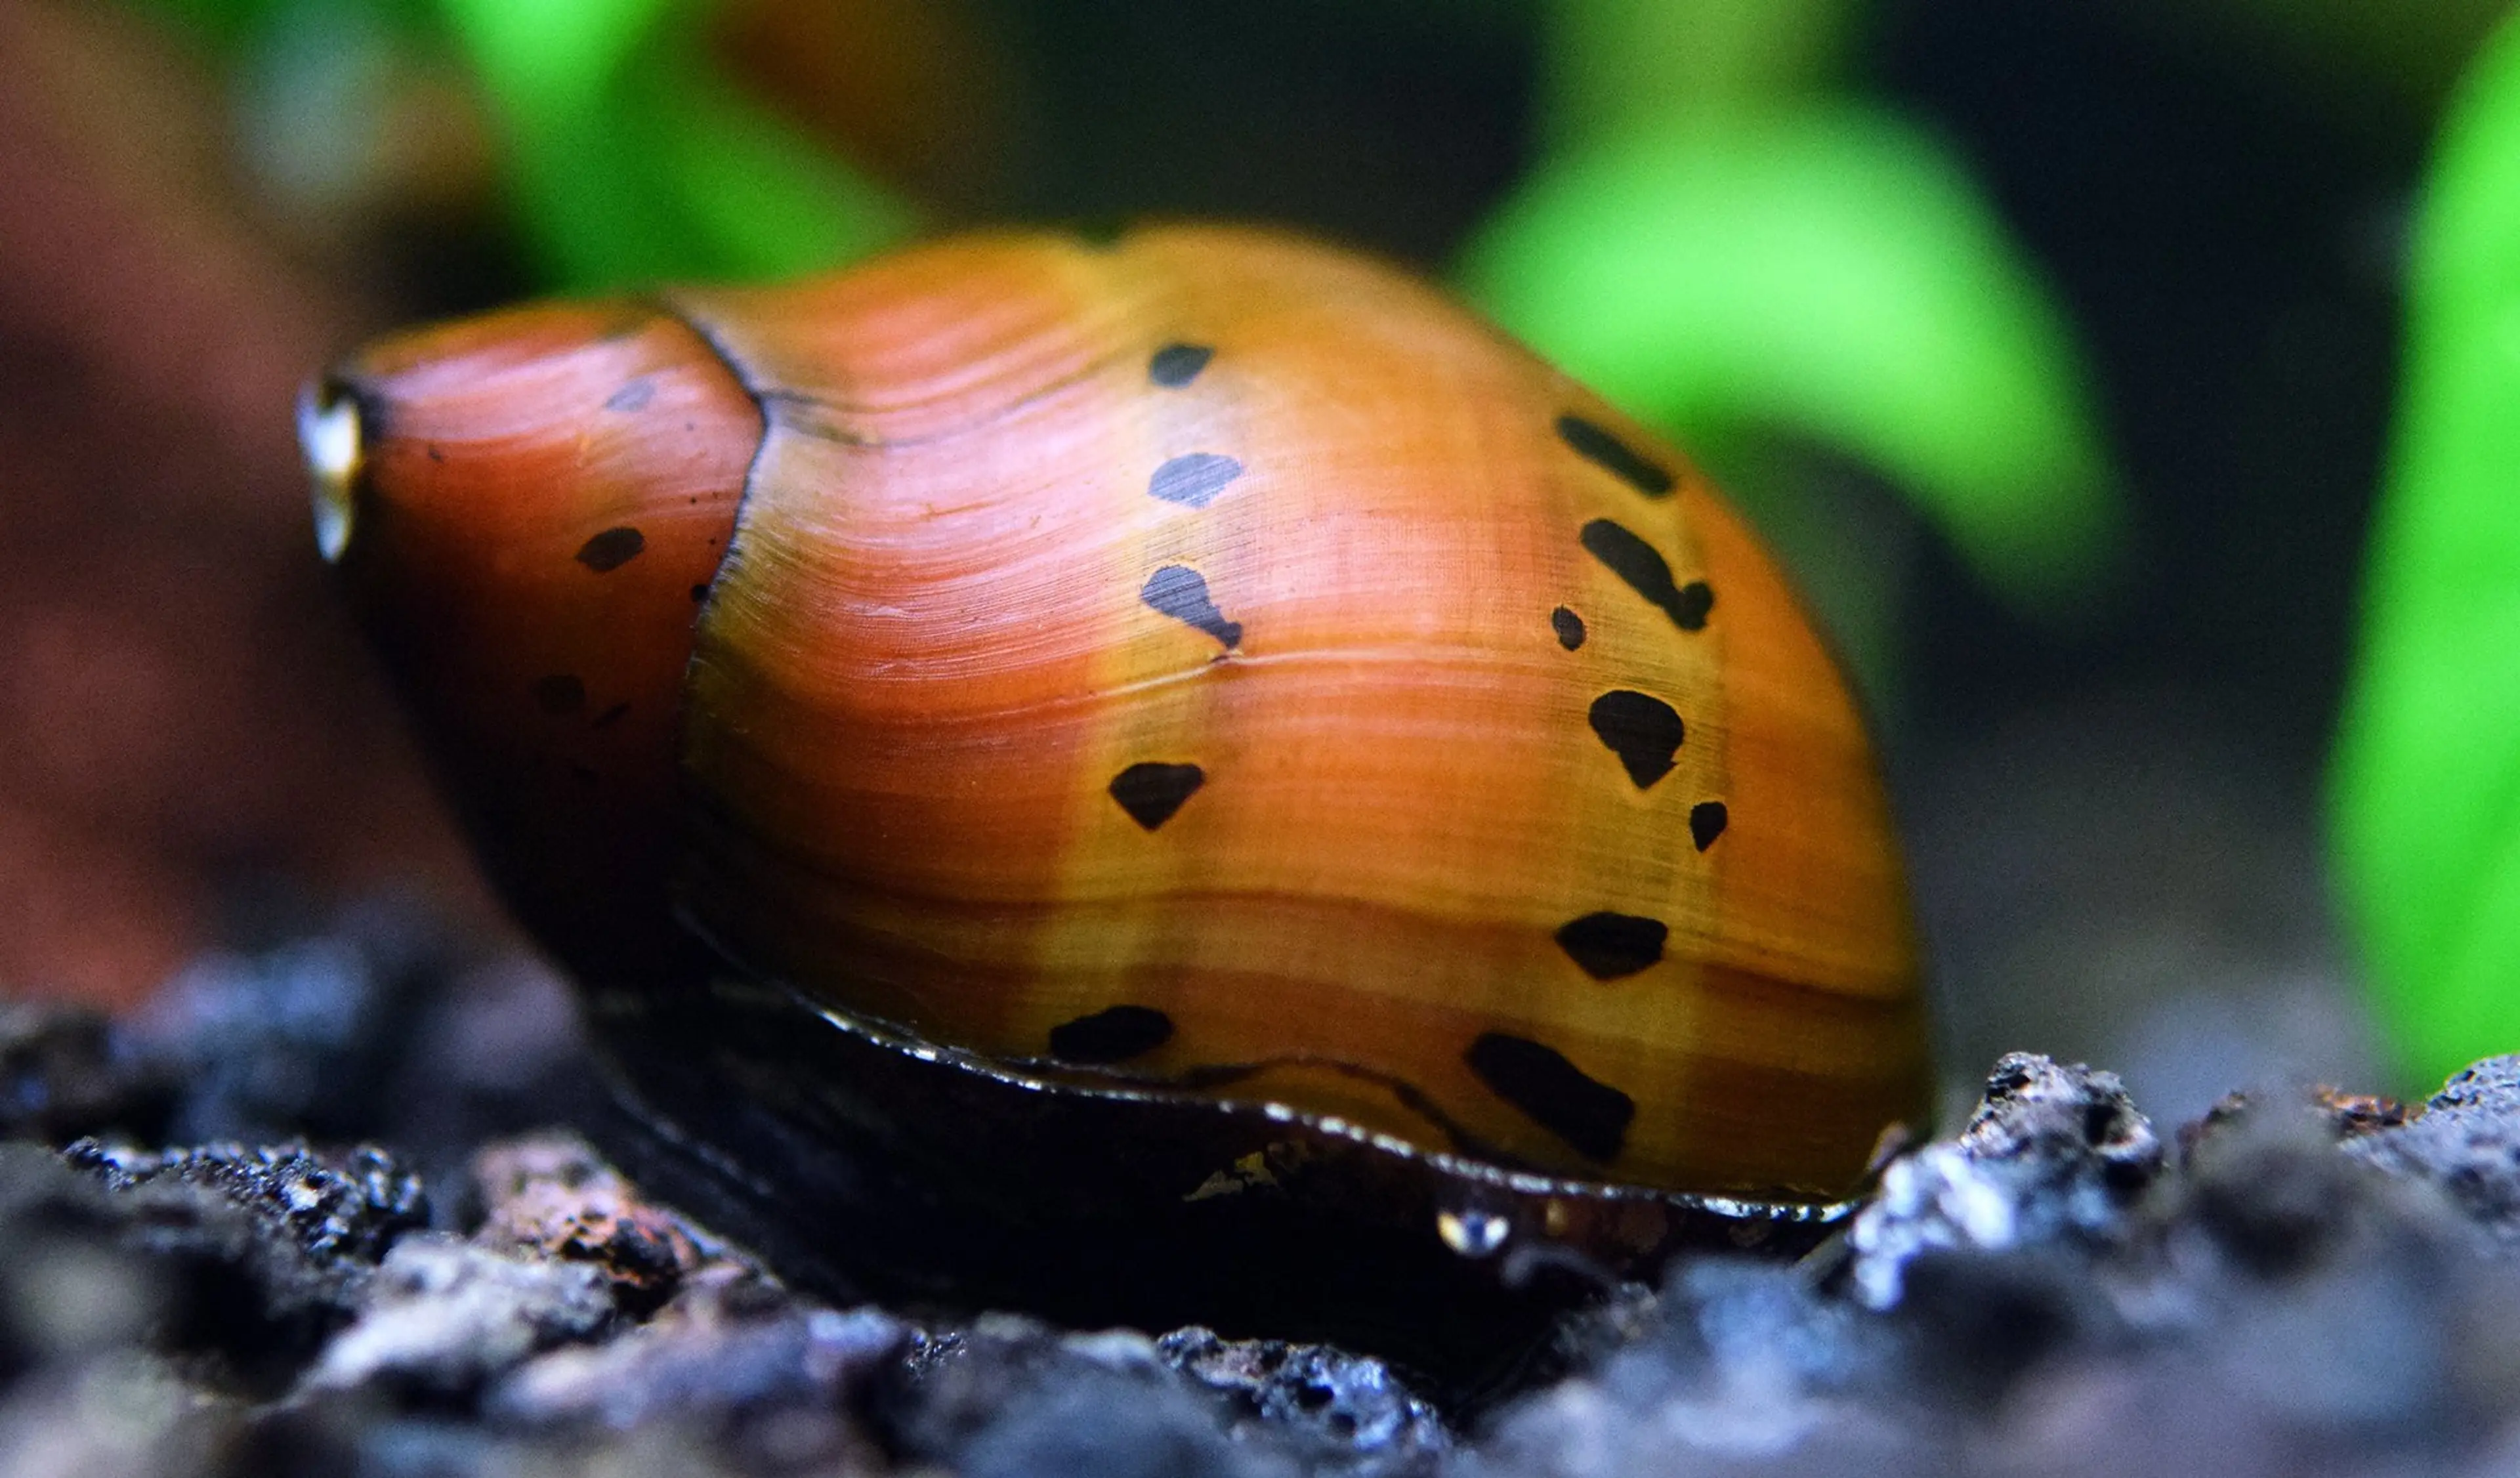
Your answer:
304,226 -> 1930,1381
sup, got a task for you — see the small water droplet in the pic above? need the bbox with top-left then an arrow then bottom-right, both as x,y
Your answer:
1437,1207 -> 1511,1259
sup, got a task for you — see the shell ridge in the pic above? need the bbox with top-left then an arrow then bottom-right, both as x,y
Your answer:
753,348 -> 1139,448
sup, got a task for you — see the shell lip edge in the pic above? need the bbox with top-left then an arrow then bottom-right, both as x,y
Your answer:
694,969 -> 1858,1229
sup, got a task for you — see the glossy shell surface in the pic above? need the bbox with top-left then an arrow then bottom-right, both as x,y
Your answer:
320,226 -> 1929,1207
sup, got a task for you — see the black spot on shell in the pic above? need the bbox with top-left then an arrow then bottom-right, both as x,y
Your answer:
604,378 -> 656,413
1150,453 -> 1244,509
1557,414 -> 1675,497
1149,343 -> 1215,387
1109,762 -> 1206,830
1141,565 -> 1242,649
1554,912 -> 1668,981
531,675 -> 587,717
1580,520 -> 1711,632
1464,1032 -> 1635,1162
1070,217 -> 1129,249
576,526 -> 646,572
1589,690 -> 1683,788
1551,606 -> 1586,650
690,583 -> 709,603
1049,1005 -> 1175,1064
1690,801 -> 1729,851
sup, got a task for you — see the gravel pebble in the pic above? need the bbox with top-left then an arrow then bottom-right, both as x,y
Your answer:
301,1235 -> 614,1395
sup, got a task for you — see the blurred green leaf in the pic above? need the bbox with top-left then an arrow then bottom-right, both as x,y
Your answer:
1460,105 -> 2122,622
2332,12 -> 2520,1088
630,56 -> 913,282
436,0 -> 673,111
130,0 -> 914,291
434,0 -> 912,291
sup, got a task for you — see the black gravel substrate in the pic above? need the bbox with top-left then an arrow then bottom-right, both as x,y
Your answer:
3,905 -> 2517,1477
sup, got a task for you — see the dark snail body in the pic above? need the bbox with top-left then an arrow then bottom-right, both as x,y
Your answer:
308,226 -> 1929,1387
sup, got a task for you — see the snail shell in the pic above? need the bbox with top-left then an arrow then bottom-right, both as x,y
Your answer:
310,226 -> 1930,1372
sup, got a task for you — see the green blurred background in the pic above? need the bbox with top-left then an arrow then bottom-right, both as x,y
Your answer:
7,0 -> 2516,1118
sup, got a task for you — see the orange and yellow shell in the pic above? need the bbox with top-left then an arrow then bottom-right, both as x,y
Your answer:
310,226 -> 1929,1205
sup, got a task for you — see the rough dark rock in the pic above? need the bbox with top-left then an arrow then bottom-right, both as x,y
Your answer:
2114,1094 -> 2520,1471
876,1313 -> 1464,1477
299,1235 -> 615,1397
1157,1325 -> 1451,1473
2344,1054 -> 2520,1242
471,1133 -> 702,1312
1843,1052 -> 2164,1309
45,1139 -> 427,1394
870,1315 -> 1446,1475
881,1315 -> 1280,1477
488,1271 -> 904,1434
64,1139 -> 428,1267
1836,1055 -> 2162,1408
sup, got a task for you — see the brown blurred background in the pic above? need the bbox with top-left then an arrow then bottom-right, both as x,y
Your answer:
0,0 -> 469,1005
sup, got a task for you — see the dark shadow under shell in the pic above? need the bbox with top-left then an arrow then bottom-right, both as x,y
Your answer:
581,966 -> 1853,1408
